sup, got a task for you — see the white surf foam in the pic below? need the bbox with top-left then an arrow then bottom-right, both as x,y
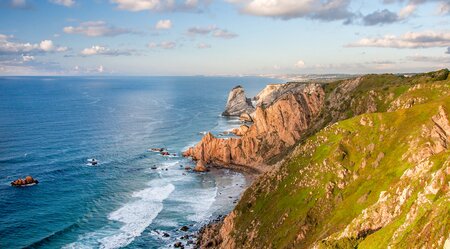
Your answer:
98,184 -> 175,249
167,185 -> 218,223
64,183 -> 175,249
185,186 -> 218,222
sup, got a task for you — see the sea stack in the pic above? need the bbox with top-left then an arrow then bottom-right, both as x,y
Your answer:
222,86 -> 255,116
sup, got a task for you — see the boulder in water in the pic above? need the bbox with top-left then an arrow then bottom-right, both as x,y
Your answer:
174,242 -> 183,248
11,176 -> 38,186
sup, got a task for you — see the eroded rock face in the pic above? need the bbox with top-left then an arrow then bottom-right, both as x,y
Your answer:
239,113 -> 253,123
253,84 -> 284,107
222,86 -> 254,116
194,160 -> 208,172
231,125 -> 249,136
184,83 -> 325,169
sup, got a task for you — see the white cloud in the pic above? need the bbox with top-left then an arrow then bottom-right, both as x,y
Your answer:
12,0 -> 26,6
81,45 -> 108,56
63,21 -> 131,37
438,2 -> 450,15
39,40 -> 54,51
384,0 -> 450,16
147,41 -> 177,49
186,26 -> 238,39
22,55 -> 35,62
49,0 -> 75,7
407,54 -> 450,63
111,0 -> 208,12
295,60 -> 306,68
399,4 -> 417,18
187,25 -> 216,35
97,65 -> 104,73
155,19 -> 172,29
227,0 -> 353,21
197,43 -> 211,49
80,45 -> 133,56
0,34 -> 67,54
9,0 -> 30,8
212,29 -> 238,39
347,31 -> 450,48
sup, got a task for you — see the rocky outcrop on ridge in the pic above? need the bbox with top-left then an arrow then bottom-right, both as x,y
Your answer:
194,69 -> 450,249
184,83 -> 325,170
221,86 -> 254,116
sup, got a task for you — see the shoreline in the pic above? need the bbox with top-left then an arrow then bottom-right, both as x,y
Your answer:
191,163 -> 264,248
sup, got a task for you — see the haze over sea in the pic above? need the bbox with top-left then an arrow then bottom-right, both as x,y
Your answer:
0,76 -> 275,249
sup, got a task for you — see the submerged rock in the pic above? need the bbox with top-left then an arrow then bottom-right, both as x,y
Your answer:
222,86 -> 255,116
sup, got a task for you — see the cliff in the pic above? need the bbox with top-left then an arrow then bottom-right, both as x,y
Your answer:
195,69 -> 450,248
184,83 -> 325,170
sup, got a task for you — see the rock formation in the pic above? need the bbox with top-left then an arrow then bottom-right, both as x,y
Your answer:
239,113 -> 253,123
231,125 -> 249,136
194,160 -> 208,172
184,83 -> 325,170
221,86 -> 255,116
194,69 -> 450,249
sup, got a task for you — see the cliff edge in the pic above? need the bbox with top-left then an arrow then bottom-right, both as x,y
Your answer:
195,69 -> 450,249
184,83 -> 325,170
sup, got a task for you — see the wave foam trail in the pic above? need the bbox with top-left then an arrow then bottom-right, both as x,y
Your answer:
65,184 -> 175,249
170,186 -> 217,222
99,184 -> 175,249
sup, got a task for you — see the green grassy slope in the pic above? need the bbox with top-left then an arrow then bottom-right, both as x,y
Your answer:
227,70 -> 450,248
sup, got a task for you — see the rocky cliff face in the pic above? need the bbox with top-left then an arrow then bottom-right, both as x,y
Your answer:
195,69 -> 450,249
184,83 -> 325,170
221,85 -> 255,116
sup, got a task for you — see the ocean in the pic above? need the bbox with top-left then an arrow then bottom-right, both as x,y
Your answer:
0,76 -> 275,249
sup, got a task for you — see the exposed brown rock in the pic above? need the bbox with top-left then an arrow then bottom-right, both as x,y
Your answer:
239,113 -> 253,123
194,160 -> 209,172
231,125 -> 249,136
184,83 -> 325,169
430,106 -> 450,153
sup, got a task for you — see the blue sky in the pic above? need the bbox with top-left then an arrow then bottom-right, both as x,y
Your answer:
0,0 -> 449,75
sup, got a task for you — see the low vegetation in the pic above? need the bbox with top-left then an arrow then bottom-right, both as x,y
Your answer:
225,70 -> 450,248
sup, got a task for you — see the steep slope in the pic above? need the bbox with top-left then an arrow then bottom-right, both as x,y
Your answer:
197,70 -> 450,249
184,83 -> 325,170
186,70 -> 450,171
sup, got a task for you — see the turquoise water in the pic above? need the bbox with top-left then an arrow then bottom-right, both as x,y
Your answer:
0,76 -> 274,249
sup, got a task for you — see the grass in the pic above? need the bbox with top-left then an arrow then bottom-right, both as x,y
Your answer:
227,69 -> 450,249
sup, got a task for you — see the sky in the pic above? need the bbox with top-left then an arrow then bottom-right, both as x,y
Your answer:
0,0 -> 449,76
